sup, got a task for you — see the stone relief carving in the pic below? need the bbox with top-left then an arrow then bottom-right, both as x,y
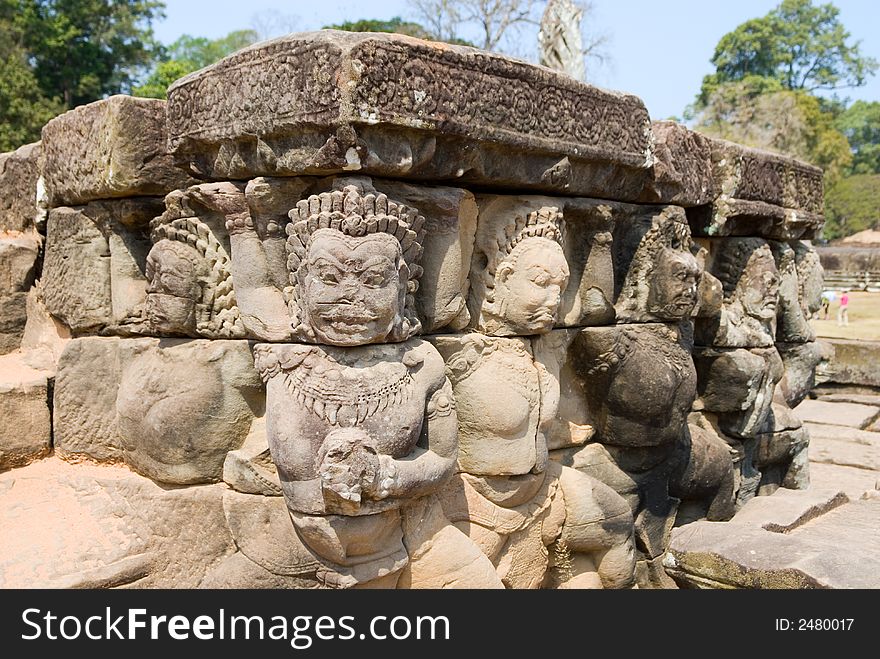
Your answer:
469,204 -> 569,336
692,345 -> 785,506
794,241 -> 823,331
283,186 -> 425,345
144,183 -> 246,339
770,240 -> 818,343
228,181 -> 436,344
614,207 -> 703,323
3,29 -> 835,591
433,217 -> 637,588
695,238 -> 781,348
564,323 -> 735,552
254,185 -> 499,588
433,335 -> 636,589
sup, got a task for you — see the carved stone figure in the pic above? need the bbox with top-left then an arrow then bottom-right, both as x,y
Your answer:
435,209 -> 636,588
614,207 -> 702,323
795,241 -> 823,330
144,183 -> 245,338
693,345 -> 784,506
434,333 -> 636,589
696,238 -> 780,348
470,205 -> 569,336
770,240 -> 819,343
254,186 -> 499,588
568,323 -> 735,553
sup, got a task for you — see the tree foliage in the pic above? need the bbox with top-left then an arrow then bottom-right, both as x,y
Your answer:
1,0 -> 164,149
0,0 -> 61,150
823,174 -> 880,240
835,100 -> 880,175
133,30 -> 258,99
698,0 -> 877,105
691,77 -> 852,183
14,0 -> 165,108
324,15 -> 473,46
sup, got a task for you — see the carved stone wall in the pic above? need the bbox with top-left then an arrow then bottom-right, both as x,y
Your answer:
0,31 -> 825,589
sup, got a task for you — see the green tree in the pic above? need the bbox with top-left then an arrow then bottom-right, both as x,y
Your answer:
823,174 -> 880,240
835,100 -> 880,175
698,0 -> 877,105
133,30 -> 258,99
691,77 -> 852,183
14,0 -> 165,108
0,0 -> 65,150
324,15 -> 474,46
324,17 -> 433,39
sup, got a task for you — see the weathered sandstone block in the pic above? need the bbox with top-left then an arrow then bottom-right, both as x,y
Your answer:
54,337 -> 261,484
41,199 -> 163,333
0,231 -> 40,353
688,139 -> 824,240
0,142 -> 45,232
642,121 -> 715,206
0,458 -> 234,588
167,31 -> 653,200
41,96 -> 193,206
0,353 -> 51,471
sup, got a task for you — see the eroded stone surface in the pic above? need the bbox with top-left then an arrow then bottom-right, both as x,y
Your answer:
167,31 -> 653,200
0,458 -> 234,588
667,491 -> 880,588
54,336 -> 260,484
0,353 -> 51,471
0,142 -> 44,233
41,96 -> 192,206
42,200 -> 163,333
642,121 -> 715,207
432,331 -> 637,588
687,139 -> 825,240
0,231 -> 40,354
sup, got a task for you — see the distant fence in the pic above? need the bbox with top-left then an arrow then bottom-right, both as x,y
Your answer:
822,269 -> 880,292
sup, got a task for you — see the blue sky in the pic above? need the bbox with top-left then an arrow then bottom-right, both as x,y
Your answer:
153,0 -> 880,121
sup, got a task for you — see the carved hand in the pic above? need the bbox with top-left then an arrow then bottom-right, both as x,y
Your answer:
317,428 -> 396,505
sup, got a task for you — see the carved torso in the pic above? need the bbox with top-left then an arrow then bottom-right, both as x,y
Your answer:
256,338 -> 446,515
446,336 -> 541,476
576,324 -> 696,448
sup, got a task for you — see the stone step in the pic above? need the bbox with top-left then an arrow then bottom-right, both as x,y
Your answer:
795,399 -> 880,429
805,422 -> 880,447
807,462 -> 879,499
667,492 -> 880,589
809,435 -> 880,472
815,392 -> 880,407
0,352 -> 52,471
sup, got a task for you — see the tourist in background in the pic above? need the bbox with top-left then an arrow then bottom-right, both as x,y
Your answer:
820,290 -> 835,320
837,290 -> 850,326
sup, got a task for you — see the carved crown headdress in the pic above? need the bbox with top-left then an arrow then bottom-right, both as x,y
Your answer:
482,206 -> 566,305
616,209 -> 697,320
284,185 -> 427,341
713,238 -> 775,301
147,216 -> 244,338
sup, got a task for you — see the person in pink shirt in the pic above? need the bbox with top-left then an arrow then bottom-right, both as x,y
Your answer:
838,290 -> 850,326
